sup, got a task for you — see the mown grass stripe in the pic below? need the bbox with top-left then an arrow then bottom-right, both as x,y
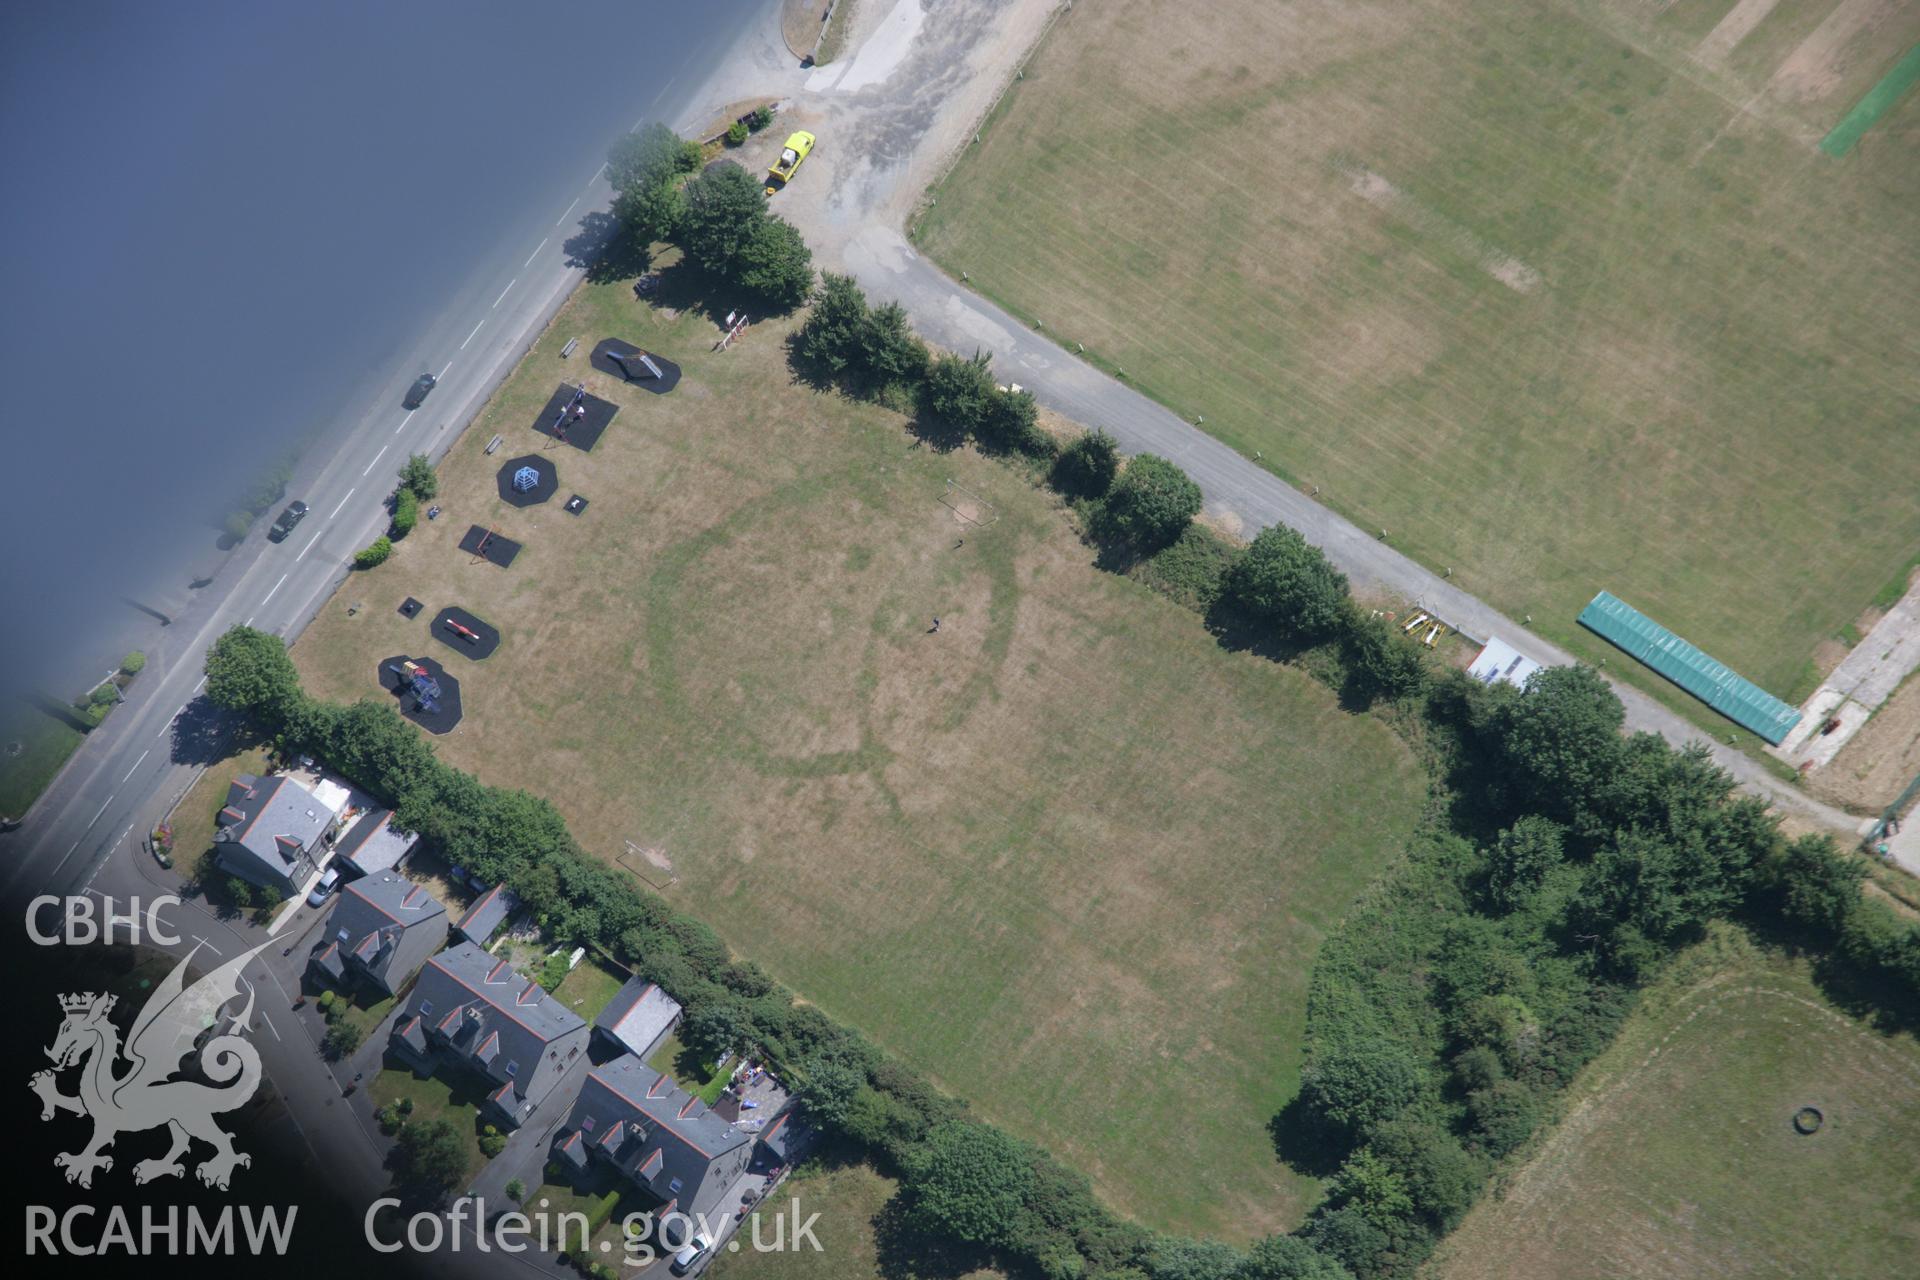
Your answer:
1820,43 -> 1920,157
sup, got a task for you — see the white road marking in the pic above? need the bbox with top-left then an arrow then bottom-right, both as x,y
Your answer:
259,1012 -> 283,1042
492,278 -> 517,308
459,319 -> 485,350
590,161 -> 606,184
555,196 -> 579,226
87,797 -> 113,829
159,704 -> 184,736
522,238 -> 548,268
262,572 -> 289,604
297,527 -> 324,560
193,674 -> 207,693
190,933 -> 224,957
64,839 -> 80,859
437,360 -> 452,380
329,488 -> 355,519
362,445 -> 388,476
122,750 -> 149,783
394,408 -> 417,435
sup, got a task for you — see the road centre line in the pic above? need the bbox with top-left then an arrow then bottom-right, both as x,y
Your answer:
362,445 -> 388,476
297,527 -> 324,560
459,319 -> 484,349
437,360 -> 453,380
493,278 -> 517,308
523,238 -> 547,268
122,750 -> 149,783
263,572 -> 288,604
555,197 -> 579,226
88,797 -> 113,829
329,488 -> 355,519
394,408 -> 416,435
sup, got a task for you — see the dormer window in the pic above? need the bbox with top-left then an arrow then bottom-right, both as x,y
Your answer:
580,1116 -> 596,1132
418,1000 -> 434,1017
668,1178 -> 683,1194
504,1060 -> 519,1077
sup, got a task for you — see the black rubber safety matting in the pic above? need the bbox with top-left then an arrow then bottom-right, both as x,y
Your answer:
497,454 -> 559,507
564,494 -> 589,515
432,606 -> 500,661
459,524 -> 522,567
591,339 -> 681,395
377,654 -> 462,735
399,597 -> 423,618
532,382 -> 618,451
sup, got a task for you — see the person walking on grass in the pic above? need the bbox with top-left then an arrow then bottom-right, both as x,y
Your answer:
929,616 -> 941,634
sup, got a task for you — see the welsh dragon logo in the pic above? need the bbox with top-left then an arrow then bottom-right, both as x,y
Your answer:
30,942 -> 268,1190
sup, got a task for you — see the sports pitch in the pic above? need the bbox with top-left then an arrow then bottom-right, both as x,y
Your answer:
917,0 -> 1920,701
1427,927 -> 1920,1280
291,261 -> 1426,1237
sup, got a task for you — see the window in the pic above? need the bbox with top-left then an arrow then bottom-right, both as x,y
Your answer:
668,1178 -> 683,1194
505,1060 -> 519,1077
418,999 -> 434,1017
580,1116 -> 597,1133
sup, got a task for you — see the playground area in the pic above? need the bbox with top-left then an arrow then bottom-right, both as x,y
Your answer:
917,0 -> 1920,704
1429,927 -> 1920,1280
377,654 -> 461,734
289,255 -> 1428,1238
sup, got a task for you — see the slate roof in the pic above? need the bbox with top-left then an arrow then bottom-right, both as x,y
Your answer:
406,941 -> 584,1106
594,977 -> 682,1057
334,808 -> 418,878
755,1106 -> 802,1164
325,871 -> 445,986
454,882 -> 520,945
562,1054 -> 751,1206
213,774 -> 330,875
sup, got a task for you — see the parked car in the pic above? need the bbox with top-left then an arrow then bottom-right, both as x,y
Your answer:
670,1231 -> 713,1276
404,373 -> 437,409
307,867 -> 341,908
764,130 -> 814,195
267,500 -> 309,542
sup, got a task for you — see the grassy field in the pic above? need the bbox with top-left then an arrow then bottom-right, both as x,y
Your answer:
1426,926 -> 1920,1280
0,702 -> 84,820
368,1065 -> 492,1188
169,744 -> 273,882
553,955 -> 629,1023
289,256 -> 1427,1237
916,0 -> 1920,705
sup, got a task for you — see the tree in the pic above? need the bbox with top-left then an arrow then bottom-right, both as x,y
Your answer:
608,123 -> 699,243
859,300 -> 928,387
478,1125 -> 508,1158
1303,1207 -> 1389,1277
391,487 -> 419,538
1144,1236 -> 1243,1280
322,1019 -> 365,1061
792,1055 -> 867,1130
923,350 -> 997,437
978,383 -> 1045,455
1325,1147 -> 1414,1229
222,876 -> 254,909
398,453 -> 438,501
120,651 -> 147,676
1363,1116 -> 1487,1230
794,273 -> 869,375
394,1118 -> 469,1198
683,996 -> 756,1061
1343,612 -> 1426,702
1773,834 -> 1865,937
677,162 -> 766,271
1298,1037 -> 1426,1133
354,536 -> 392,569
1484,815 -> 1565,913
1050,428 -> 1119,498
736,215 -> 814,310
205,625 -> 305,723
1100,454 -> 1202,551
1222,524 -> 1349,638
505,1178 -> 526,1203
1495,664 -> 1624,841
901,1120 -> 1036,1250
1242,1234 -> 1354,1280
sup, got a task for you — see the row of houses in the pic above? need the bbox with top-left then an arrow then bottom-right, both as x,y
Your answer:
297,824 -> 791,1224
212,769 -> 431,899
